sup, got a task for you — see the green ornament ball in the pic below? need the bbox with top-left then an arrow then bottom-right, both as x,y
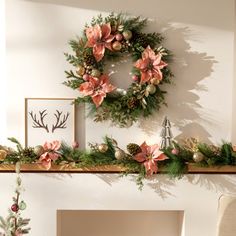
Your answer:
19,201 -> 27,210
123,30 -> 132,40
91,69 -> 101,77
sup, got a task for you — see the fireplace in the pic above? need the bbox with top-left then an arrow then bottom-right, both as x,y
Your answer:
57,210 -> 184,236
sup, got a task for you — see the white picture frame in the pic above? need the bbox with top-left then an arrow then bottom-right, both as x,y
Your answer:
25,98 -> 76,147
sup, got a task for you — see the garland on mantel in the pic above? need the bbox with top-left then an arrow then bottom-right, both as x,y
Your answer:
0,137 -> 236,189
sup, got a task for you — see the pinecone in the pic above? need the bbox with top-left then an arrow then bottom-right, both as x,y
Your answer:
83,53 -> 97,67
127,97 -> 138,109
22,147 -> 36,159
127,143 -> 142,156
209,145 -> 221,156
132,32 -> 149,48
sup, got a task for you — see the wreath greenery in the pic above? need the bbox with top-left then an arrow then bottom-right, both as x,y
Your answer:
64,13 -> 173,126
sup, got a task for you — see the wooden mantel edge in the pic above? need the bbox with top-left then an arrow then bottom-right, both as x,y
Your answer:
0,163 -> 236,173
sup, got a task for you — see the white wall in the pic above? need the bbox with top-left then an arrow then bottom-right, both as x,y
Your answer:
4,0 -> 235,147
0,1 -> 236,236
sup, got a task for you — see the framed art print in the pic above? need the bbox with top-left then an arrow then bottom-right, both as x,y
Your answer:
25,98 -> 75,147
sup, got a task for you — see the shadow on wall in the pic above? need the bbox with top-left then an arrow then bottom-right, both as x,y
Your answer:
25,0 -> 233,30
94,174 -> 236,199
24,0 -> 218,143
139,22 -> 217,144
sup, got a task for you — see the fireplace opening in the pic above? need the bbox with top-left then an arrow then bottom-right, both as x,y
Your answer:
57,210 -> 184,236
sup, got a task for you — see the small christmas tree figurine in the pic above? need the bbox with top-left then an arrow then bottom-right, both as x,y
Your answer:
160,116 -> 173,149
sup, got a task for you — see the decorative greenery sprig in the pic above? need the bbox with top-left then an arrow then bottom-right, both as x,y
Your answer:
0,163 -> 30,236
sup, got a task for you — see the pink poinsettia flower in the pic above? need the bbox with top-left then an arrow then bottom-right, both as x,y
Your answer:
79,74 -> 116,107
85,23 -> 114,62
135,46 -> 168,84
134,142 -> 168,176
39,140 -> 61,170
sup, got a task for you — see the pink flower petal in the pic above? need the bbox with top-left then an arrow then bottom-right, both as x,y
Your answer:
144,159 -> 158,176
134,152 -> 146,162
93,43 -> 105,62
101,23 -> 112,39
79,81 -> 95,96
43,141 -> 52,151
92,92 -> 106,107
85,25 -> 102,47
51,140 -> 61,151
140,142 -> 149,154
135,58 -> 149,70
142,46 -> 155,60
140,71 -> 152,84
155,153 -> 168,161
48,152 -> 60,161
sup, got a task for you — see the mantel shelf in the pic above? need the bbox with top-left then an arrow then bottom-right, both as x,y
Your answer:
0,164 -> 236,173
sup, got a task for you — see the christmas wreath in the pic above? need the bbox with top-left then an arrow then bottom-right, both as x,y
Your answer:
64,13 -> 173,126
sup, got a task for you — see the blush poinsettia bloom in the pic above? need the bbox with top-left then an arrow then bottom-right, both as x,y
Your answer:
39,140 -> 61,170
134,142 -> 167,176
79,74 -> 116,107
135,46 -> 168,84
85,23 -> 114,62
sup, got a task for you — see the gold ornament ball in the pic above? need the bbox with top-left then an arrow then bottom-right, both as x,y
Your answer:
146,84 -> 156,94
98,143 -> 108,153
193,152 -> 204,163
122,30 -> 132,40
76,65 -> 85,76
150,77 -> 160,85
0,150 -> 7,161
33,145 -> 44,156
115,149 -> 126,160
112,41 -> 122,51
91,69 -> 101,78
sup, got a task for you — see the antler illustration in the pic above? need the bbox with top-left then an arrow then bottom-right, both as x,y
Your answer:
29,110 -> 49,133
52,110 -> 70,133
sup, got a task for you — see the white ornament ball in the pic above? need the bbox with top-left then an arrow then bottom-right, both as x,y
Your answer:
33,145 -> 44,156
146,84 -> 156,94
193,152 -> 204,163
115,149 -> 126,160
122,30 -> 132,40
